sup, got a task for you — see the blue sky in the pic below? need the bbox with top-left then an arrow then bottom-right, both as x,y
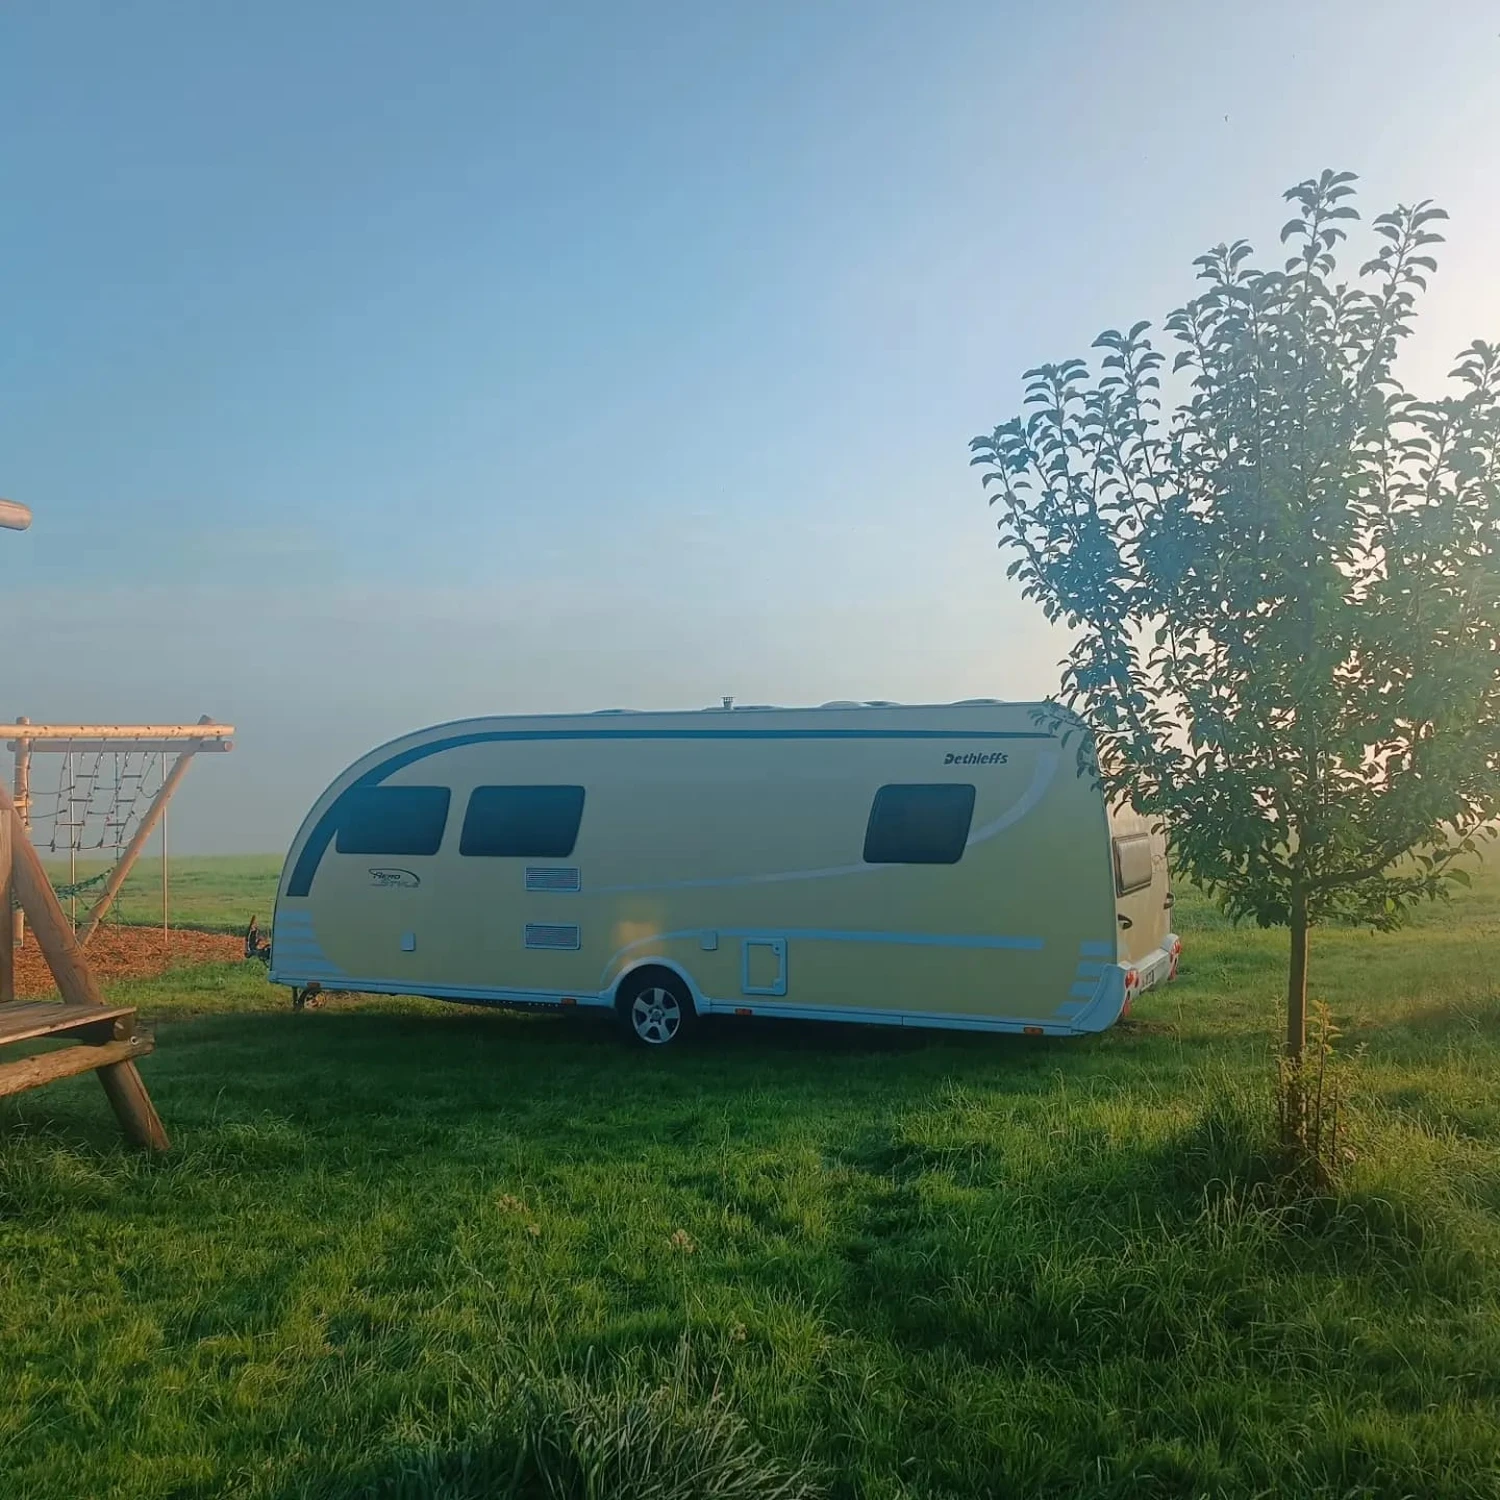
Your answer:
3,1 -> 1498,852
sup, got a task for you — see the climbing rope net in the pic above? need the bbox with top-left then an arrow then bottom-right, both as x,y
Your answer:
33,746 -> 167,907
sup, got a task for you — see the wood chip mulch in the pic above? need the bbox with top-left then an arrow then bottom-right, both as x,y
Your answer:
11,926 -> 244,999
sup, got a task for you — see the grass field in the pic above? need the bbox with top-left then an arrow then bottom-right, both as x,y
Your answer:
3,862 -> 1500,1498
43,853 -> 282,934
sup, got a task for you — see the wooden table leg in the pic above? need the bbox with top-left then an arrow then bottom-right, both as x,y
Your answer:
97,1058 -> 170,1151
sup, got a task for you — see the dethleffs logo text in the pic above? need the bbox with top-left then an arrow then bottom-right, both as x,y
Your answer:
944,750 -> 1009,766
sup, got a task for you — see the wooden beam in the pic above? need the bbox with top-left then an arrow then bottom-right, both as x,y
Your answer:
0,785 -> 169,1150
0,1035 -> 154,1099
4,722 -> 234,746
0,806 -> 12,1004
77,725 -> 211,945
0,498 -> 32,531
11,739 -> 232,754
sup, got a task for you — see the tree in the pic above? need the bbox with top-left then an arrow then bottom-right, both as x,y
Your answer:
970,170 -> 1500,1067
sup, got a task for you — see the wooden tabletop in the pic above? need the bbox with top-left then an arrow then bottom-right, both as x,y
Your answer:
0,1001 -> 137,1047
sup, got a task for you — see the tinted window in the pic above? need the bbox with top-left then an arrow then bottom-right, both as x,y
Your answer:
863,784 -> 975,865
335,785 -> 450,856
460,785 -> 586,858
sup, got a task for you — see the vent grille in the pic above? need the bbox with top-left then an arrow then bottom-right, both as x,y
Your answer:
525,866 -> 581,893
524,923 -> 581,951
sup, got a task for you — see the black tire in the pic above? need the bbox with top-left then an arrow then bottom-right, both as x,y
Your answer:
616,968 -> 696,1048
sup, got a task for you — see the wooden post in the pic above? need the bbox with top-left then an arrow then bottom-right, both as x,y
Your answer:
12,717 -> 29,950
68,753 -> 78,927
0,785 -> 169,1150
77,716 -> 214,947
0,805 -> 13,1004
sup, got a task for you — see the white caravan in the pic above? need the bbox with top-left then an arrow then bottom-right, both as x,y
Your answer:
270,701 -> 1180,1044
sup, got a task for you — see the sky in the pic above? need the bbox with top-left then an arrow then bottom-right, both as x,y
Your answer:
3,1 -> 1498,853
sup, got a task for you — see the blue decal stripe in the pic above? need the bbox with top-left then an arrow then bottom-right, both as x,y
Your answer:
286,725 -> 1054,896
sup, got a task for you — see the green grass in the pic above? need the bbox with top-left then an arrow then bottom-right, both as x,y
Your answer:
42,853 -> 281,933
4,862 -> 1500,1498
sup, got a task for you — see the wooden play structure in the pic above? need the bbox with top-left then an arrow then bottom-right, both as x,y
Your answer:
1,498 -> 231,1149
7,716 -> 235,948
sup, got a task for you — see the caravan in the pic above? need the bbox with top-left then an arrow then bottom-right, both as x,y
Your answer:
270,701 -> 1180,1044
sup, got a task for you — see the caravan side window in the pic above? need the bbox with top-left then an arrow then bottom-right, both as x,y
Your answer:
1113,833 -> 1154,895
863,784 -> 976,865
460,785 -> 586,858
335,785 -> 451,855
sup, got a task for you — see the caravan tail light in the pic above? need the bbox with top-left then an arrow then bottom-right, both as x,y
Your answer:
1125,969 -> 1140,992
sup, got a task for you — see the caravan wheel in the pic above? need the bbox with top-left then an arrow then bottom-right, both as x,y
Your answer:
617,969 -> 695,1048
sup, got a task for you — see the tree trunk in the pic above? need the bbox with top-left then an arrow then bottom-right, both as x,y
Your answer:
1281,886 -> 1312,1155
1286,885 -> 1309,1060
